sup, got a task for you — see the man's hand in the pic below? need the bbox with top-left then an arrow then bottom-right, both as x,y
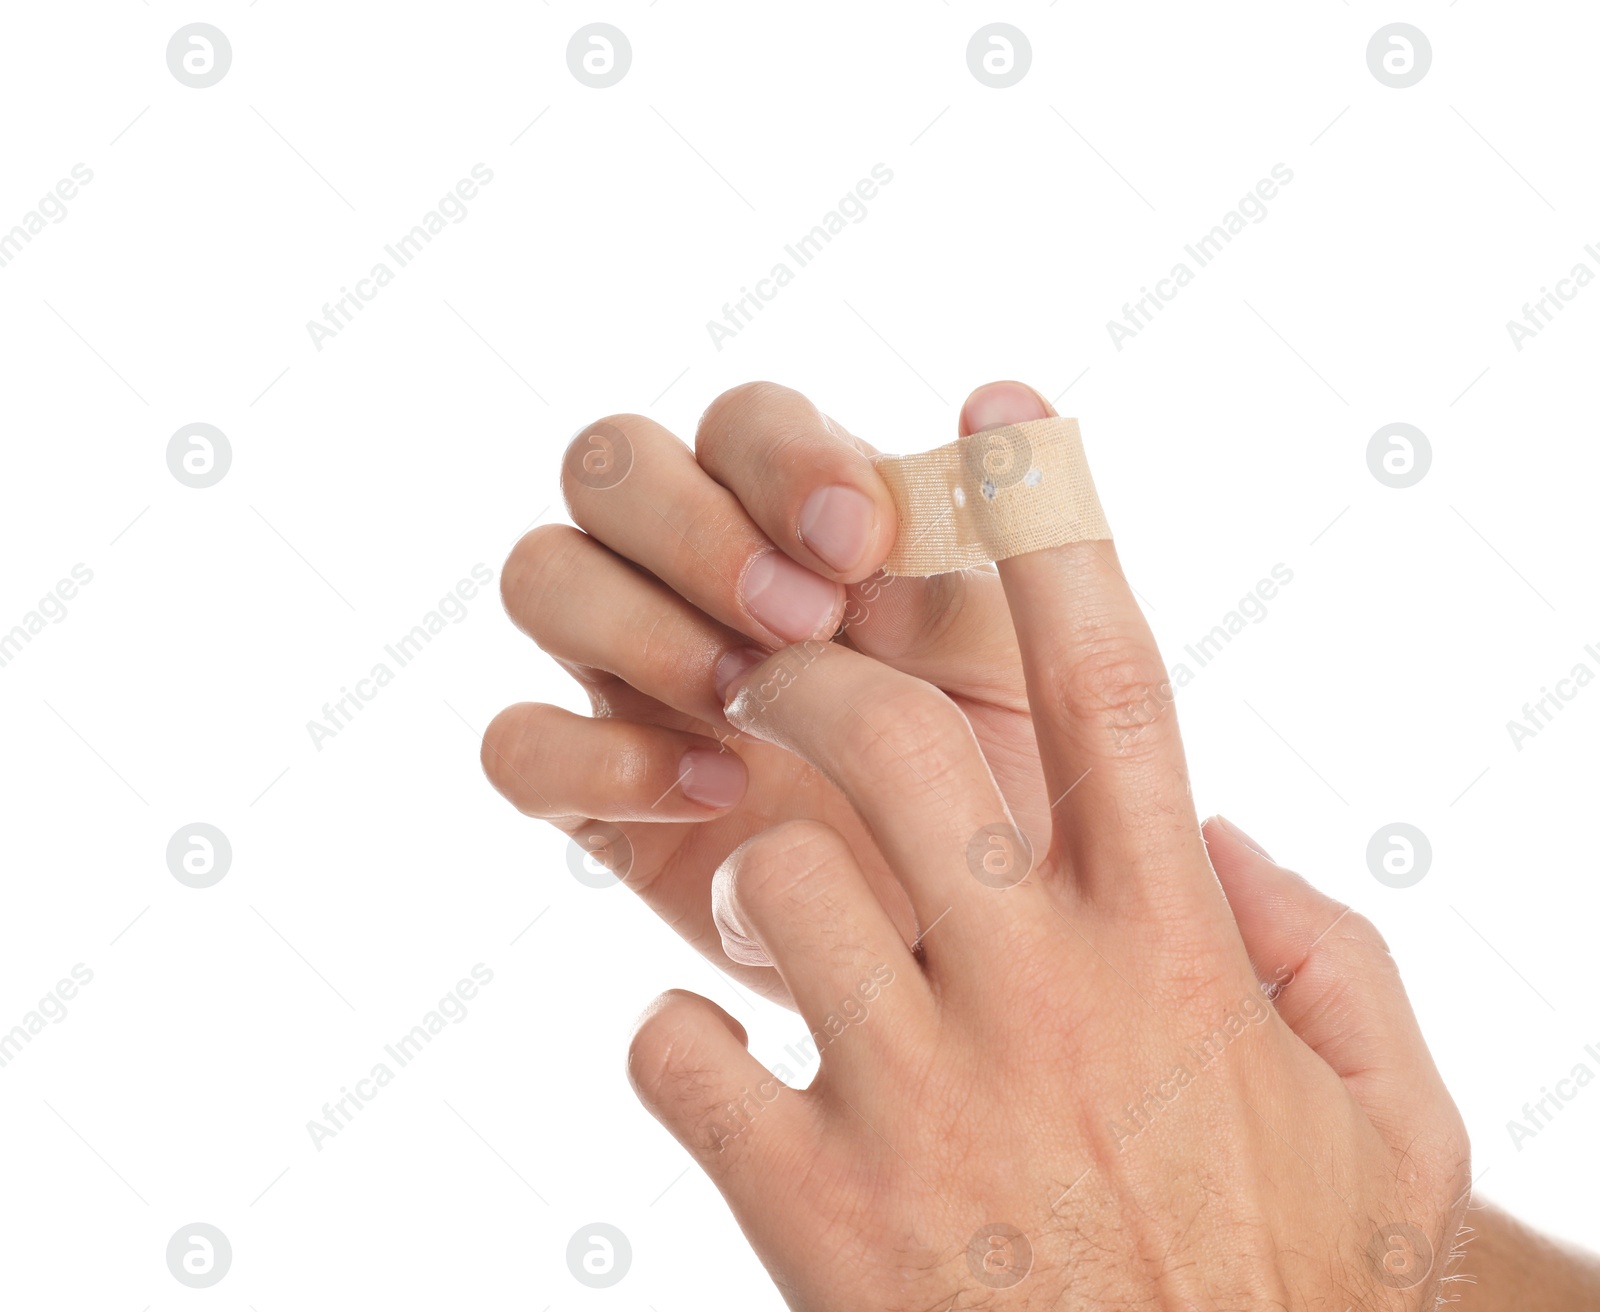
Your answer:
481,378 -> 1600,1307
483,381 -> 1058,1002
613,386 -> 1472,1306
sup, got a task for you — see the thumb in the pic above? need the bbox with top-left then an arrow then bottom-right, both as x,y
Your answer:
1202,815 -> 1455,1138
957,377 -> 1056,436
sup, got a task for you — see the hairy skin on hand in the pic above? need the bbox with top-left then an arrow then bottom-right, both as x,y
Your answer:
487,378 -> 1595,1309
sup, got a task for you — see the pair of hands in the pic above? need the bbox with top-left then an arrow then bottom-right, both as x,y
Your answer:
483,380 -> 1471,1308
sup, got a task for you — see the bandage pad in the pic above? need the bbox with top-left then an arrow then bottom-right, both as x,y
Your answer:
874,417 -> 1111,577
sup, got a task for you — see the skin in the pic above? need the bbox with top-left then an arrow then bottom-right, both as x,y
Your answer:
482,380 -> 1600,1309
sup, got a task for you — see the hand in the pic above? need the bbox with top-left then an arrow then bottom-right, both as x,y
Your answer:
482,379 -> 1589,1307
484,381 -> 1061,1002
623,462 -> 1473,1308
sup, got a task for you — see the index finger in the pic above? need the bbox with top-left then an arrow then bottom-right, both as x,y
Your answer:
698,381 -> 1033,708
696,381 -> 898,583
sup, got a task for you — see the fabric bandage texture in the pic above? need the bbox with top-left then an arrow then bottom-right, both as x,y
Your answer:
873,417 -> 1111,576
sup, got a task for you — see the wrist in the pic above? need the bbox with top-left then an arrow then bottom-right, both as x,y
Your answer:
1453,1199 -> 1600,1312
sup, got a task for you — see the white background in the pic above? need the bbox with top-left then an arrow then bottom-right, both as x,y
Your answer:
2,2 -> 1597,1306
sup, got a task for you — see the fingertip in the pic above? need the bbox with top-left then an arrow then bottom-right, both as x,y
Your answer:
712,888 -> 773,967
716,646 -> 800,741
1204,816 -> 1333,946
739,549 -> 845,644
626,989 -> 750,1108
678,744 -> 748,811
479,701 -> 537,800
797,482 -> 891,581
1203,814 -> 1277,867
958,380 -> 1055,436
697,382 -> 896,584
1210,814 -> 1275,861
633,987 -> 750,1048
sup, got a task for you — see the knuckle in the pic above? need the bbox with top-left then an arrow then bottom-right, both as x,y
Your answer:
664,500 -> 749,582
696,381 -> 790,455
626,993 -> 693,1104
626,991 -> 730,1110
561,413 -> 647,509
500,523 -> 586,636
729,820 -> 847,917
698,382 -> 826,491
480,701 -> 551,807
1341,909 -> 1392,955
1279,908 -> 1396,996
1334,912 -> 1402,979
1057,637 -> 1173,750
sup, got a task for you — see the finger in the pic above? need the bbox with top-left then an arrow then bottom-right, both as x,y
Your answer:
556,812 -> 804,1009
481,703 -> 747,820
501,523 -> 766,726
1202,815 -> 1458,1141
554,664 -> 698,733
971,381 -> 1207,902
563,415 -> 843,648
839,568 -> 1028,709
720,641 -> 1037,964
696,381 -> 898,582
628,990 -> 815,1181
712,820 -> 929,1078
697,382 -> 1031,706
476,695 -> 807,1010
531,696 -> 926,1011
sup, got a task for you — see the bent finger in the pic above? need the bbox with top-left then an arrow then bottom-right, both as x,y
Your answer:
719,641 -> 1037,969
563,413 -> 843,648
628,990 -> 816,1183
481,703 -> 747,820
1202,815 -> 1459,1145
501,523 -> 765,726
696,381 -> 898,582
713,820 -> 930,1079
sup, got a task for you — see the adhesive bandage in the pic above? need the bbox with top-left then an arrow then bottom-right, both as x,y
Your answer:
873,417 -> 1111,577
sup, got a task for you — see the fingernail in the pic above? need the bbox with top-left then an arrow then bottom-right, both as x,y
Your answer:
678,746 -> 746,809
1217,815 -> 1273,861
740,550 -> 838,642
961,380 -> 1050,433
798,484 -> 876,573
713,647 -> 765,702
